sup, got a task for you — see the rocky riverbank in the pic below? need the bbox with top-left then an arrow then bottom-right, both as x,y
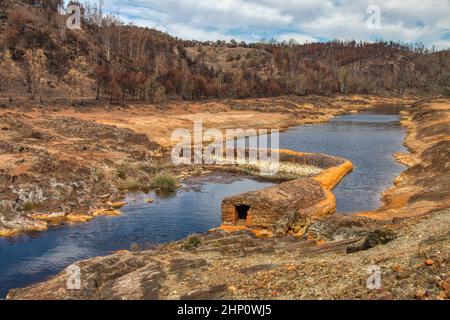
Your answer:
6,98 -> 449,300
0,112 -> 164,236
358,99 -> 450,220
7,208 -> 449,300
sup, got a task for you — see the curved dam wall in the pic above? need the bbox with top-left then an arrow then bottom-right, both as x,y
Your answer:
220,149 -> 353,236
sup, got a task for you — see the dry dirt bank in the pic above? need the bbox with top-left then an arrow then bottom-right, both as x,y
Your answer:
34,95 -> 412,147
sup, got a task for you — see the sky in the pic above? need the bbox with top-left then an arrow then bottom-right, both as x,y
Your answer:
96,0 -> 450,50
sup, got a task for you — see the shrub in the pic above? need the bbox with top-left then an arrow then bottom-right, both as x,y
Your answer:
442,87 -> 450,98
21,201 -> 39,211
138,159 -> 173,174
183,235 -> 201,250
139,161 -> 158,175
119,177 -> 148,191
152,173 -> 177,190
90,167 -> 104,182
116,162 -> 131,179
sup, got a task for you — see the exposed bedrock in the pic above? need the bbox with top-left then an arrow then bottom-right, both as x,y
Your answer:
8,209 -> 449,300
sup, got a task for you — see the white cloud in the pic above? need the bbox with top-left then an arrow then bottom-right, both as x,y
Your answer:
98,0 -> 450,49
165,23 -> 247,41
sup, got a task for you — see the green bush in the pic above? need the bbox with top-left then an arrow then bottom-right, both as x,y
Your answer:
119,177 -> 148,191
21,201 -> 39,211
152,173 -> 177,190
183,235 -> 201,250
116,162 -> 131,179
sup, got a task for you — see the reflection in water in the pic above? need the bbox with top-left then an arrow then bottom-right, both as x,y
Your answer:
154,189 -> 177,199
0,107 -> 407,297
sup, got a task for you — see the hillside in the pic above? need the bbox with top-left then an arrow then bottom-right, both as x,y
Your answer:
0,0 -> 450,106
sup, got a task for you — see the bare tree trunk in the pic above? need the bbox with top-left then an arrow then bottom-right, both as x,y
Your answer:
96,79 -> 100,100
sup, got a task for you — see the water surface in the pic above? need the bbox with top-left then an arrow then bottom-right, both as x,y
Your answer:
279,108 -> 407,212
0,178 -> 273,297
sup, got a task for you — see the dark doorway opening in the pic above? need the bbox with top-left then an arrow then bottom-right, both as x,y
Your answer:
235,205 -> 250,224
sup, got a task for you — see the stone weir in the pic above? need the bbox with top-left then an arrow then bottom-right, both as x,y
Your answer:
220,149 -> 354,237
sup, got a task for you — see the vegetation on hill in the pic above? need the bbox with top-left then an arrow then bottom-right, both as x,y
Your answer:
0,0 -> 449,105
